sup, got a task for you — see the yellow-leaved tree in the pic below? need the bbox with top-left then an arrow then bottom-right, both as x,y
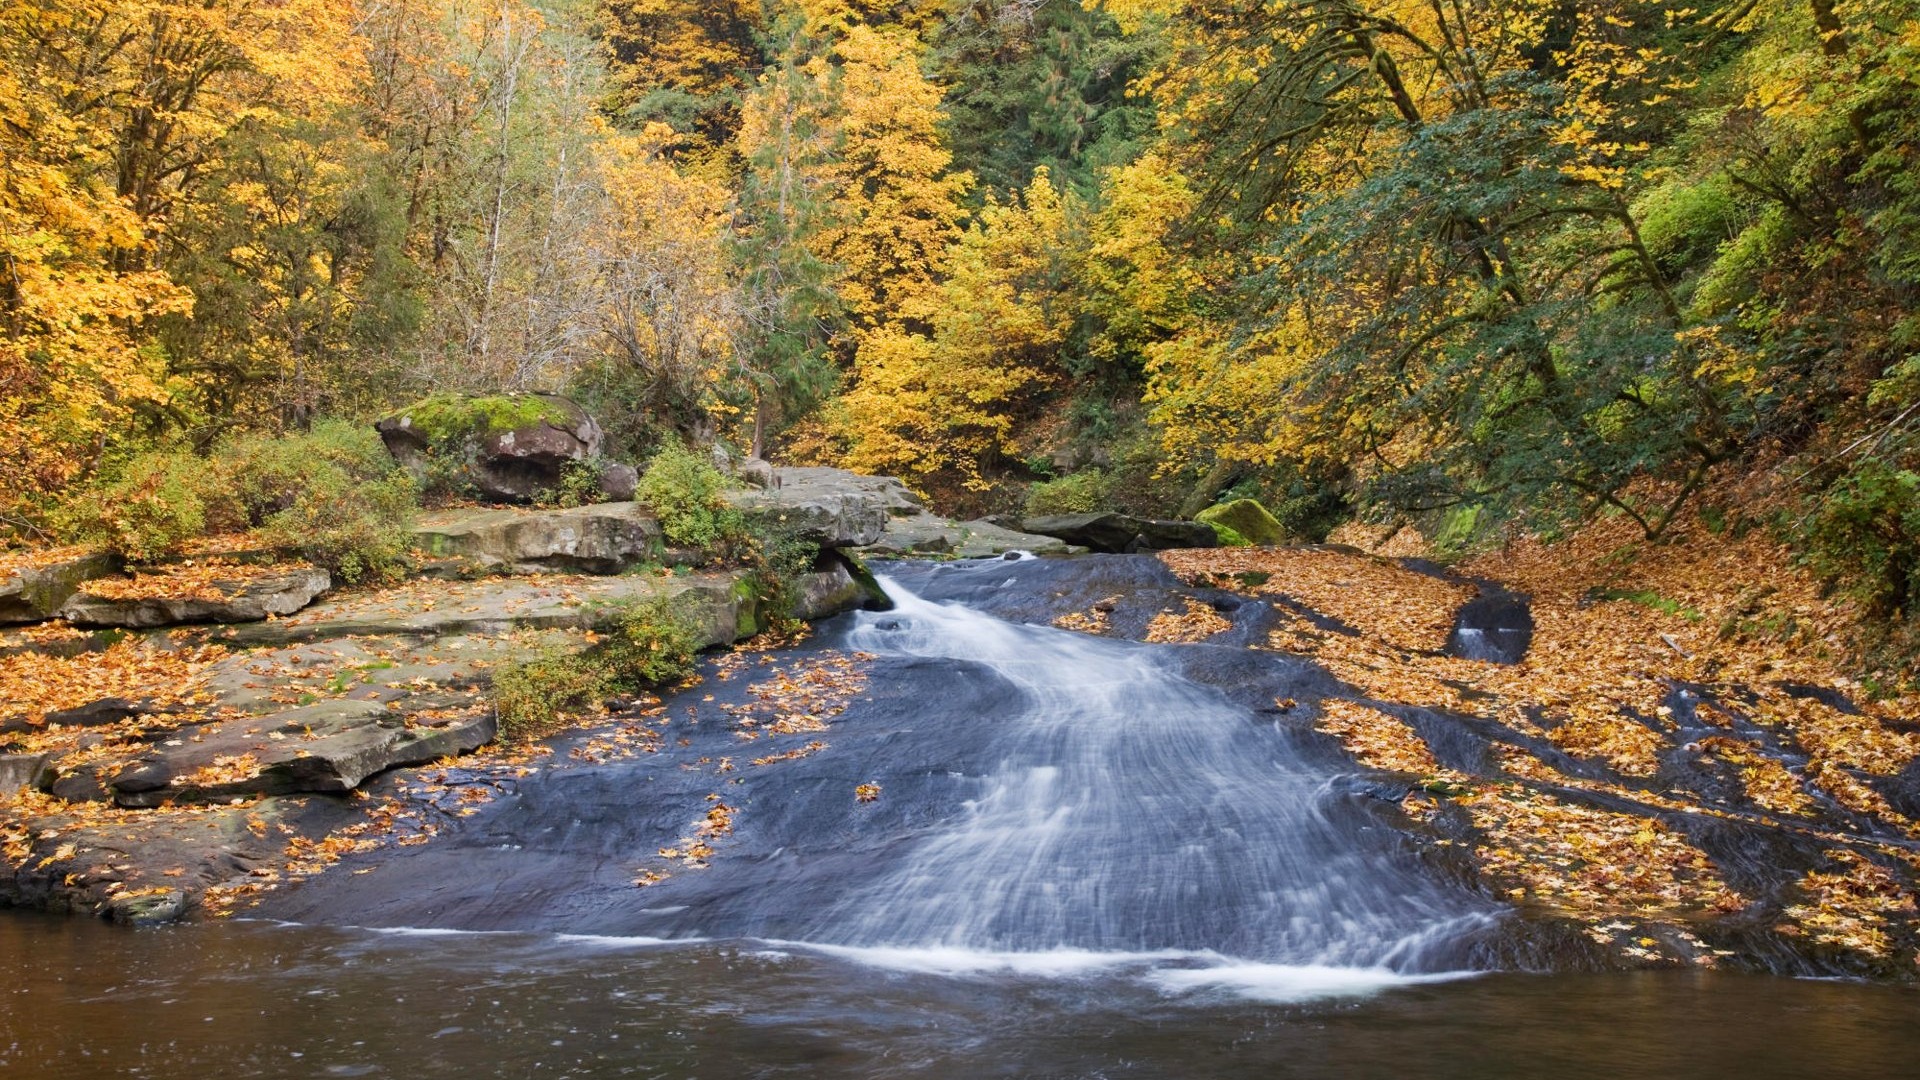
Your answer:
0,0 -> 364,523
582,125 -> 745,441
811,20 -> 972,334
834,171 -> 1078,491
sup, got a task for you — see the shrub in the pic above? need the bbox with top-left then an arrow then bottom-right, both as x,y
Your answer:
210,419 -> 397,529
542,460 -> 606,509
58,450 -> 207,561
1803,461 -> 1920,620
492,596 -> 704,745
1025,469 -> 1111,517
259,471 -> 417,585
55,421 -> 419,576
492,643 -> 612,743
637,440 -> 742,549
215,422 -> 419,584
601,593 -> 703,688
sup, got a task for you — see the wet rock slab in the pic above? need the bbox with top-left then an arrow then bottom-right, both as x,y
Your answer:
0,795 -> 365,924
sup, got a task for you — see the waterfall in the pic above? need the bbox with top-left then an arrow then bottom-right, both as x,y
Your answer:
794,574 -> 1496,977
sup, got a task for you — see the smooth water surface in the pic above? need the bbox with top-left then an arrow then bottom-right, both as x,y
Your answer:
3,916 -> 1919,1079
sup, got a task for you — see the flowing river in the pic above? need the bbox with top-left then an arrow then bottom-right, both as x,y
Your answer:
3,557 -> 1918,1076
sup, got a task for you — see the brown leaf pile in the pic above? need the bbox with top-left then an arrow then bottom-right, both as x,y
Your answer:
0,640 -> 226,730
1694,736 -> 1815,816
1143,598 -> 1230,643
1779,849 -> 1920,959
1162,547 -> 1472,651
1313,700 -> 1442,776
720,651 -> 871,740
1458,787 -> 1746,919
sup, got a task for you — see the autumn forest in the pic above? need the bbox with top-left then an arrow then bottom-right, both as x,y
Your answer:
4,0 -> 1919,673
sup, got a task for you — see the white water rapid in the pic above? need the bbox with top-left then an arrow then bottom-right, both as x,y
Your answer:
789,573 -> 1498,994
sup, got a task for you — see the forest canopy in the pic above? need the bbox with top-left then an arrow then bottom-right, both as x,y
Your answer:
3,1 -> 1918,664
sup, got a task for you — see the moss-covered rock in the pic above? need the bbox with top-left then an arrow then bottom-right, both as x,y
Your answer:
1197,498 -> 1286,546
376,393 -> 603,504
388,394 -> 580,446
1207,522 -> 1252,547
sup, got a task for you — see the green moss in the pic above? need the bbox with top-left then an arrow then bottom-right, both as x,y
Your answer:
392,394 -> 576,448
1208,522 -> 1252,547
730,574 -> 771,637
1197,498 -> 1285,546
1433,505 -> 1484,554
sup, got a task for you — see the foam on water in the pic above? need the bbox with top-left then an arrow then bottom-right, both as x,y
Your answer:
778,574 -> 1501,985
782,941 -> 1477,1003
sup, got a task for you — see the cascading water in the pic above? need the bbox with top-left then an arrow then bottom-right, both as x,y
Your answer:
782,571 -> 1500,987
260,557 -> 1507,1000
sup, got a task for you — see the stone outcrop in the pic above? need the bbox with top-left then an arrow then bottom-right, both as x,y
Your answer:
600,462 -> 639,502
209,566 -> 859,648
0,753 -> 49,792
724,466 -> 907,548
858,512 -> 1078,558
377,393 -> 604,503
0,551 -> 121,624
63,698 -> 500,808
413,502 -> 668,574
1021,512 -> 1217,554
57,567 -> 332,628
790,558 -> 868,621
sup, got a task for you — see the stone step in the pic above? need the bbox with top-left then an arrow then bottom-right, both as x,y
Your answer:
412,502 -> 678,575
58,567 -> 332,629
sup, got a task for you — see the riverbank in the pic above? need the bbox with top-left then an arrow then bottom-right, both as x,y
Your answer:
0,468 -> 1064,924
6,479 -> 1920,983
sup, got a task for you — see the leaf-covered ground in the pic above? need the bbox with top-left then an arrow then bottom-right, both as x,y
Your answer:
1145,542 -> 1920,975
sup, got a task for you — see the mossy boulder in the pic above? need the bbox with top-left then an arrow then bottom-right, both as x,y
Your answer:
1208,522 -> 1252,547
376,393 -> 603,503
1197,499 -> 1286,546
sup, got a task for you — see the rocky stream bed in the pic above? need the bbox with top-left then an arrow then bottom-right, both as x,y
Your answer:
3,472 -> 1920,990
